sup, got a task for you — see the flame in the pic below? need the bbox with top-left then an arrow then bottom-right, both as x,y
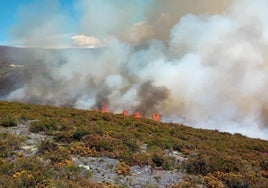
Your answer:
99,102 -> 160,121
122,109 -> 128,116
132,112 -> 142,118
153,113 -> 160,121
100,102 -> 108,113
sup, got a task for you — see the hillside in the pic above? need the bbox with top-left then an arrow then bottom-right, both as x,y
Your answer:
0,46 -> 31,97
0,46 -> 103,98
0,101 -> 267,187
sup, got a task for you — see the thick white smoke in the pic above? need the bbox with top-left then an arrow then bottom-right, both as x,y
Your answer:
4,0 -> 268,139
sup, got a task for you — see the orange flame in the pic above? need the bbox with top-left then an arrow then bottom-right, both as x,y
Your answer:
153,113 -> 160,121
122,109 -> 128,116
132,112 -> 142,118
100,102 -> 108,113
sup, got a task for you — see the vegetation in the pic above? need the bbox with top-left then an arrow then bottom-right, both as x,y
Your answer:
0,100 -> 268,187
0,113 -> 17,127
0,131 -> 98,187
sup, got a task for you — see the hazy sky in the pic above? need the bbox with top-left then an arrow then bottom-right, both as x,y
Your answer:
0,0 -> 230,47
0,0 -> 75,46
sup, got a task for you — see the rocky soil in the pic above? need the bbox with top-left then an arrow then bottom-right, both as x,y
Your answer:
73,156 -> 184,187
0,121 -> 186,187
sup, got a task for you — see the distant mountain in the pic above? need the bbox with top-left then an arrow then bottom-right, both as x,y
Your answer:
0,46 -> 27,97
0,46 -> 102,98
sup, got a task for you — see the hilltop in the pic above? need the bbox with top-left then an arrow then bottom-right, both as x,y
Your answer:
0,101 -> 267,187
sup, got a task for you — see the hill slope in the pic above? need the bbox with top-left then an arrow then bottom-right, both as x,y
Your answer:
0,101 -> 268,187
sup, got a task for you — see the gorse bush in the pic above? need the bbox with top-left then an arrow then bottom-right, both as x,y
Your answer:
0,156 -> 97,187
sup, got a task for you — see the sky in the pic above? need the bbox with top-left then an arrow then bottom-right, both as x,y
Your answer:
0,0 -> 22,44
0,0 -> 230,48
0,0 -> 77,46
0,0 -> 147,47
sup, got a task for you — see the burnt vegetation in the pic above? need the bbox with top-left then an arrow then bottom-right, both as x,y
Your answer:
0,100 -> 268,187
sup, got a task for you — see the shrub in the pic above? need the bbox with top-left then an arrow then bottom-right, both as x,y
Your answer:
152,151 -> 174,170
69,142 -> 93,156
122,138 -> 139,152
183,155 -> 208,175
57,165 -> 92,180
38,140 -> 58,153
183,151 -> 242,176
0,133 -> 23,158
0,114 -> 17,127
54,131 -> 74,143
170,180 -> 198,188
18,114 -> 28,123
73,126 -> 90,140
221,172 -> 250,188
204,174 -> 224,188
38,140 -> 71,164
260,160 -> 268,171
0,156 -> 96,187
29,119 -> 58,133
3,157 -> 52,187
116,161 -> 130,176
0,174 -> 16,187
133,153 -> 152,166
83,134 -> 124,154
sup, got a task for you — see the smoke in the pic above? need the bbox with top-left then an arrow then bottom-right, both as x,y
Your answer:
135,81 -> 169,115
4,0 -> 268,139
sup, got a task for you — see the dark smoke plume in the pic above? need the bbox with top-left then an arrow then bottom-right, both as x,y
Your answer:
135,81 -> 169,115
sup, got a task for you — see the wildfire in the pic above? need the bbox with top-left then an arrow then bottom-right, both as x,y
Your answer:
100,102 -> 108,113
132,112 -> 142,118
99,102 -> 160,121
122,109 -> 128,116
153,113 -> 160,121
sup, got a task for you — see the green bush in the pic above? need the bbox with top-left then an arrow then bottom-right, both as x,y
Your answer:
54,130 -> 74,143
29,119 -> 58,133
0,114 -> 17,127
0,157 -> 52,187
38,140 -> 70,164
122,138 -> 139,152
38,140 -> 58,153
183,154 -> 208,175
221,172 -> 250,188
0,133 -> 23,158
133,153 -> 152,166
260,160 -> 268,170
73,126 -> 90,140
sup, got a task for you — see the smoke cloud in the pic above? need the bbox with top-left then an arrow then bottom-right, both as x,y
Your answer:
135,81 -> 169,115
3,0 -> 268,139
